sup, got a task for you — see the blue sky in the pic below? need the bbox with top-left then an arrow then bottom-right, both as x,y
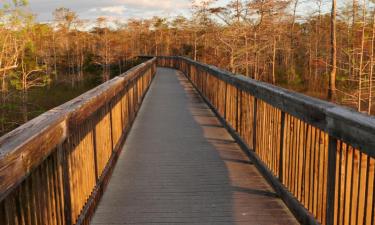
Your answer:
26,0 -> 228,22
26,0 -> 332,23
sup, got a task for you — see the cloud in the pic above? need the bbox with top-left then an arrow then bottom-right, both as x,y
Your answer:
27,0 -> 198,22
117,0 -> 190,10
90,5 -> 126,15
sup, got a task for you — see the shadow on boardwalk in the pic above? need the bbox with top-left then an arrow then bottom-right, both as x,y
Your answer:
91,68 -> 298,225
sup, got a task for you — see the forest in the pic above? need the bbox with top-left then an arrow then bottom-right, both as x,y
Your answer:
0,0 -> 374,135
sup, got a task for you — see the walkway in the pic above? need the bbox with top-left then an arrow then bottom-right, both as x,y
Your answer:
91,68 -> 298,225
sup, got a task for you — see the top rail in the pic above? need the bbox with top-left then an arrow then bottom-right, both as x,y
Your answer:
1,54 -> 373,225
0,57 -> 157,225
158,56 -> 375,157
157,56 -> 375,225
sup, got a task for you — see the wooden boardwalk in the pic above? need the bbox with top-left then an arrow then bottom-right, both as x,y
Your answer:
91,68 -> 299,225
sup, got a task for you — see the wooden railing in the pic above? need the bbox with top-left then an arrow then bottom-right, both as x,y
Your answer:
0,58 -> 157,225
157,56 -> 375,225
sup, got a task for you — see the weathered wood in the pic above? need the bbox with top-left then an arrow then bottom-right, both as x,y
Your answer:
0,57 -> 157,225
326,137 -> 337,225
158,56 -> 375,157
0,118 -> 67,201
91,68 -> 299,225
181,65 -> 318,225
279,111 -> 286,183
156,56 -> 375,225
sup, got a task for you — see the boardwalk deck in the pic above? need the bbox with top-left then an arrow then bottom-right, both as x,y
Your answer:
91,68 -> 299,225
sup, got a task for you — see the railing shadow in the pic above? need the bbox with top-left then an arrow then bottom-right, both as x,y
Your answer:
91,67 -> 236,224
177,68 -> 293,224
0,59 -> 157,225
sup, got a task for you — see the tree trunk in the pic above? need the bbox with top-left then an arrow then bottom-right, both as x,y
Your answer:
230,48 -> 235,73
21,91 -> 28,123
1,73 -> 6,93
0,90 -> 5,133
272,36 -> 277,84
308,39 -> 312,88
314,0 -> 322,87
369,11 -> 375,115
351,0 -> 358,79
53,32 -> 58,78
1,72 -> 6,129
194,32 -> 198,61
289,0 -> 299,81
245,32 -> 249,77
328,0 -> 337,101
254,32 -> 258,80
357,0 -> 366,112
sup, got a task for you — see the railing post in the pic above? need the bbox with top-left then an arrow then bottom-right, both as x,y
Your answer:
237,89 -> 242,134
224,83 -> 228,120
252,98 -> 258,152
326,136 -> 337,225
279,111 -> 286,182
200,69 -> 204,93
92,127 -> 99,182
236,89 -> 240,132
59,143 -> 72,225
109,103 -> 114,153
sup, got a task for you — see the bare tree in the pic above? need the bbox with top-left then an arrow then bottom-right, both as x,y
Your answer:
328,0 -> 337,100
368,3 -> 375,114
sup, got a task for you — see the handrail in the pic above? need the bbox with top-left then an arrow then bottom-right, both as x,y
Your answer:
157,56 -> 375,225
160,56 -> 375,156
1,55 -> 373,225
0,57 -> 157,224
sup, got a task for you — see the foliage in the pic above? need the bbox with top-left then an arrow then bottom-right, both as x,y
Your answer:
0,0 -> 374,113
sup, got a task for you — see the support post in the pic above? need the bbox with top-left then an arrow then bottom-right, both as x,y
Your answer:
60,143 -> 72,225
326,136 -> 338,225
279,111 -> 286,182
252,98 -> 258,152
224,83 -> 228,120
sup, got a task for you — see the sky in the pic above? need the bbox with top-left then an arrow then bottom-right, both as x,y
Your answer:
24,0 -> 333,23
26,0 -> 229,22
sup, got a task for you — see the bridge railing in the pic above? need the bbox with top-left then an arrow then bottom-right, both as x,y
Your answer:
0,58 -> 157,225
158,56 -> 375,225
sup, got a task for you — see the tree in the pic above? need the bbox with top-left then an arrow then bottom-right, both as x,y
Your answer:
93,17 -> 113,81
328,0 -> 337,101
0,0 -> 30,93
368,1 -> 375,114
53,7 -> 78,75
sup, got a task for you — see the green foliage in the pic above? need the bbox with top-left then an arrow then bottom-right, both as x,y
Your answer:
336,73 -> 347,82
286,67 -> 302,85
10,69 -> 50,91
53,7 -> 78,30
13,0 -> 28,7
0,102 -> 17,111
10,39 -> 50,91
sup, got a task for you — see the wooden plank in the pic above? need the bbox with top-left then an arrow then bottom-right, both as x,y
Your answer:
157,56 -> 375,225
0,58 -> 156,205
0,59 -> 156,214
0,119 -> 67,201
157,56 -> 375,157
91,68 -> 299,225
326,136 -> 337,225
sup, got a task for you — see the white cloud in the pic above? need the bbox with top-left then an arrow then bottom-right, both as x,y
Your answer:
117,0 -> 190,10
90,5 -> 126,15
27,0 -> 229,22
101,6 -> 126,14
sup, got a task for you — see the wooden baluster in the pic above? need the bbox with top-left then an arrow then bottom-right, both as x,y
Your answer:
236,88 -> 240,132
326,136 -> 338,225
279,112 -> 286,182
60,144 -> 72,225
224,83 -> 228,120
93,124 -> 99,182
252,98 -> 258,152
